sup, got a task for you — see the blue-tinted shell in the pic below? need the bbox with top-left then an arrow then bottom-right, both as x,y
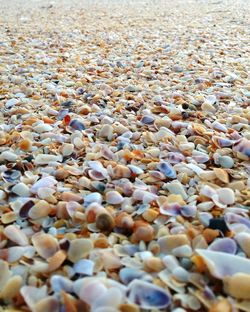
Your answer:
69,120 -> 85,131
157,161 -> 176,179
127,280 -> 171,309
119,268 -> 151,285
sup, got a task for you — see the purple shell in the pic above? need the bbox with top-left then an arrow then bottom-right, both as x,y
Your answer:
208,238 -> 237,254
157,161 -> 176,179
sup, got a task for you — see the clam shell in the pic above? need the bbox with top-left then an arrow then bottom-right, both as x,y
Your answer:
127,280 -> 171,309
32,233 -> 59,259
196,249 -> 250,279
31,176 -> 57,194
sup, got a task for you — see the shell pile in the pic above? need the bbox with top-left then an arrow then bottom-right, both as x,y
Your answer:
0,0 -> 250,311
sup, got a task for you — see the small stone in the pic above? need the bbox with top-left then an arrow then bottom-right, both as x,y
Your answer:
208,217 -> 230,234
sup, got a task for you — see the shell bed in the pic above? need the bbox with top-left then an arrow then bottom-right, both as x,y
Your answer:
0,0 -> 250,311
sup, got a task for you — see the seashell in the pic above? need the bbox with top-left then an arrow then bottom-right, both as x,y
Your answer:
119,303 -> 140,312
223,273 -> 250,299
69,119 -> 85,131
20,285 -> 48,310
96,213 -> 115,232
213,136 -> 234,148
212,121 -> 227,132
88,161 -> 108,177
84,192 -> 103,206
192,150 -> 210,163
68,239 -> 93,263
141,115 -> 155,124
112,165 -> 131,179
10,182 -> 31,197
37,187 -> 56,199
4,225 -> 29,246
233,138 -> 250,157
158,234 -> 190,254
166,152 -> 185,164
92,287 -> 124,310
196,249 -> 250,279
51,275 -> 73,293
5,98 -> 19,108
61,143 -> 74,156
33,123 -> 53,133
172,245 -> 193,258
73,259 -> 94,275
119,268 -> 151,285
2,169 -> 21,183
164,181 -> 188,200
235,232 -> 250,257
148,170 -> 166,180
0,260 -> 12,291
32,233 -> 59,259
19,200 -> 35,218
218,155 -> 234,169
99,124 -> 113,140
106,191 -> 124,205
34,154 -> 62,165
213,168 -> 229,184
216,188 -> 235,205
28,200 -> 51,219
19,139 -> 32,151
33,296 -> 59,312
127,280 -> 171,309
131,221 -> 154,243
208,238 -> 237,254
48,250 -> 67,272
0,275 -> 22,301
115,212 -> 134,229
127,165 -> 144,175
78,280 -> 107,306
157,161 -> 176,179
61,192 -> 83,203
0,150 -> 18,162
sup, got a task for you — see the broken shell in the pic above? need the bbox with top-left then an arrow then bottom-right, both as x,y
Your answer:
158,234 -> 190,254
157,161 -> 176,179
